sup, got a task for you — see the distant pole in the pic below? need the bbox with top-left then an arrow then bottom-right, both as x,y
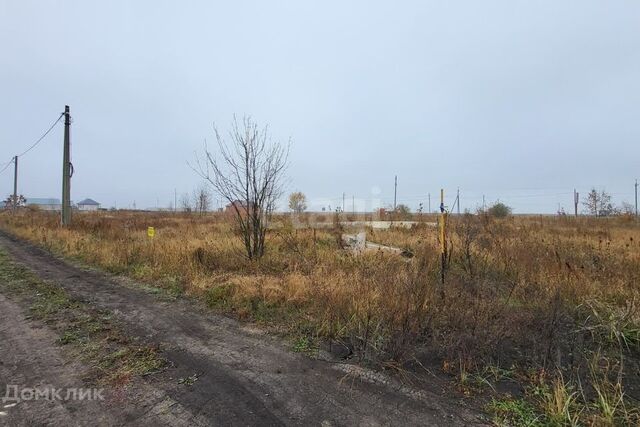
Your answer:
635,179 -> 638,217
61,105 -> 72,226
12,156 -> 18,212
174,188 -> 177,213
574,189 -> 579,218
482,194 -> 486,211
439,189 -> 447,286
393,175 -> 397,211
456,187 -> 460,215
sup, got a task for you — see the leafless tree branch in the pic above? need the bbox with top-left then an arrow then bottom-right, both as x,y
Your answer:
194,115 -> 288,259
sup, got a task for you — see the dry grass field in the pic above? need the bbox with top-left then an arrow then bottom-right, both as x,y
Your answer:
2,210 -> 640,425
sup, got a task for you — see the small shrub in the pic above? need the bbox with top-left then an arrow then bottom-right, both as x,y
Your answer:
488,202 -> 512,218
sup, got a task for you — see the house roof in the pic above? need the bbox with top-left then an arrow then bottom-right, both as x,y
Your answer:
78,198 -> 100,206
26,198 -> 61,205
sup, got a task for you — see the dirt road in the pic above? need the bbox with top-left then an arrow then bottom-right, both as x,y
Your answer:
0,231 -> 485,426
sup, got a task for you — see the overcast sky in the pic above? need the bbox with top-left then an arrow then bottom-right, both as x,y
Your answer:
1,1 -> 638,213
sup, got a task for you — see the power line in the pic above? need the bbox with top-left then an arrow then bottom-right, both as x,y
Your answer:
0,112 -> 64,175
16,113 -> 64,158
0,158 -> 13,175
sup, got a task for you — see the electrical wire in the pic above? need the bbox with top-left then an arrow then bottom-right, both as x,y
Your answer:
16,112 -> 64,158
0,158 -> 13,175
0,112 -> 65,176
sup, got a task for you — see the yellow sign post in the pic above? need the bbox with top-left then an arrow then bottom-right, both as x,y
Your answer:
147,226 -> 155,238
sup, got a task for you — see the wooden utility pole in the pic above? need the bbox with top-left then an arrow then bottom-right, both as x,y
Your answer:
439,189 -> 447,285
574,189 -> 579,217
456,187 -> 460,215
635,180 -> 638,218
393,175 -> 397,211
12,156 -> 18,212
61,105 -> 72,226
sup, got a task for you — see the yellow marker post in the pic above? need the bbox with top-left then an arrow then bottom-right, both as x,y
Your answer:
147,226 -> 155,238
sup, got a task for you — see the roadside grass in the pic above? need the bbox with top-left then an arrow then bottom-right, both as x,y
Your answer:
2,211 -> 640,424
488,397 -> 543,427
485,367 -> 640,426
292,335 -> 318,356
0,249 -> 164,386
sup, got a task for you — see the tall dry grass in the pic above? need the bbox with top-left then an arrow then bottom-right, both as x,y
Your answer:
1,210 -> 639,423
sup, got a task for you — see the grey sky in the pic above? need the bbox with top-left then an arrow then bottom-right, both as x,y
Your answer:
1,1 -> 639,213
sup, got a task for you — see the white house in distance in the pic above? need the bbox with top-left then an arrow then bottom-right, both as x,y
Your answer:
77,198 -> 100,211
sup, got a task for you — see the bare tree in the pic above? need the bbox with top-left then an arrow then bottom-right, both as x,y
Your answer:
179,193 -> 192,213
195,116 -> 288,259
288,191 -> 307,214
620,201 -> 635,216
583,188 -> 613,217
193,183 -> 211,215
